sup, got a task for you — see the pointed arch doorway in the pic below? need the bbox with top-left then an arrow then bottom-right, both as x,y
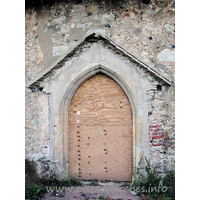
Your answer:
68,73 -> 133,181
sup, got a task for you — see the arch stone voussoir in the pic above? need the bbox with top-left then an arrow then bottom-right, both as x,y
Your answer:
53,63 -> 140,179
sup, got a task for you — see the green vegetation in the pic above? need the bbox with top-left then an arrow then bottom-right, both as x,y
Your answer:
25,184 -> 47,199
131,157 -> 175,200
99,193 -> 110,200
25,158 -> 83,199
25,158 -> 174,199
25,159 -> 47,199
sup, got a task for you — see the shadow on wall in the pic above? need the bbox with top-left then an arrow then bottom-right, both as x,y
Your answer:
25,0 -> 152,9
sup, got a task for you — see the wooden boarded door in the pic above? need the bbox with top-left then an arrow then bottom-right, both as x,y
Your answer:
68,74 -> 132,181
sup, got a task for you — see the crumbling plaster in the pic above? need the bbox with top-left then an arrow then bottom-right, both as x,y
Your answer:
28,40 -> 171,176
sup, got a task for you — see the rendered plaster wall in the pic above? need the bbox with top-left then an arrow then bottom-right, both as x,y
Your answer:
25,0 -> 175,176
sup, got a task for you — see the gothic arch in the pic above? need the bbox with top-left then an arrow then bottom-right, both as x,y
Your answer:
56,63 -> 139,177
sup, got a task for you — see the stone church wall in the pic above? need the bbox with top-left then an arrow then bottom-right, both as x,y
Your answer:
25,0 -> 175,176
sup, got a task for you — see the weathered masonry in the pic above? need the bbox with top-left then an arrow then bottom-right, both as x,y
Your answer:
25,0 -> 175,181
